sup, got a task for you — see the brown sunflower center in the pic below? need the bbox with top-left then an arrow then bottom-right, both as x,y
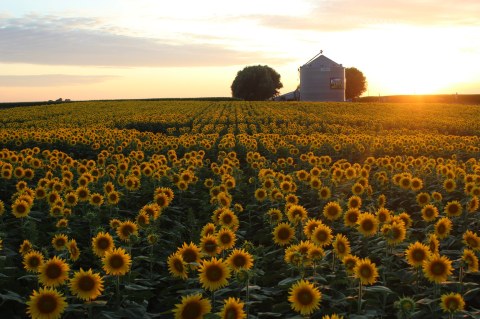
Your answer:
360,265 -> 372,278
78,275 -> 95,292
220,234 -> 232,245
445,298 -> 459,311
37,294 -> 58,314
336,242 -> 346,253
225,307 -> 239,319
205,265 -> 223,282
431,261 -> 446,275
173,259 -> 184,273
466,238 -> 478,248
361,219 -> 374,231
46,264 -> 62,279
97,238 -> 111,250
181,301 -> 201,319
437,224 -> 446,234
182,249 -> 197,263
16,204 -> 26,214
347,213 -> 358,223
28,257 -> 40,267
316,230 -> 328,241
203,240 -> 217,253
222,214 -> 233,224
233,255 -> 246,267
412,249 -> 426,262
277,227 -> 291,240
109,255 -> 125,269
55,239 -> 66,247
297,288 -> 314,305
121,225 -> 134,237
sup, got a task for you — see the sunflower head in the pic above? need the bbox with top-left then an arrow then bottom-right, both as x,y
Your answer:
69,268 -> 104,301
218,297 -> 246,319
173,293 -> 211,319
354,258 -> 379,285
422,254 -> 453,283
38,256 -> 70,287
272,222 -> 295,246
27,287 -> 67,319
288,279 -> 322,315
440,292 -> 465,313
198,257 -> 231,291
102,247 -> 132,276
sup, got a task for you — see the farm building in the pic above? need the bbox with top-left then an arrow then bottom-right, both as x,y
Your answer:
275,52 -> 345,102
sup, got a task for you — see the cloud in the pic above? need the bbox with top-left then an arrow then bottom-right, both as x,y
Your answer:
0,74 -> 119,87
0,15 -> 273,67
257,0 -> 480,31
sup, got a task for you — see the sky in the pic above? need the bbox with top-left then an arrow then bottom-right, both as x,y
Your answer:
1,0 -> 479,102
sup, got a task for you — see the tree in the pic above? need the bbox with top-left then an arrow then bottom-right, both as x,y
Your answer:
345,67 -> 367,100
231,65 -> 283,101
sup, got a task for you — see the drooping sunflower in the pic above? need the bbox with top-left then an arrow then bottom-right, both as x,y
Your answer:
273,222 -> 295,246
51,234 -> 68,251
168,253 -> 188,279
116,220 -> 139,242
91,232 -> 114,257
26,287 -> 67,319
311,223 -> 333,247
354,258 -> 379,285
69,268 -> 104,301
38,256 -> 70,287
288,279 -> 321,315
227,248 -> 254,272
322,201 -> 343,221
356,213 -> 379,237
423,254 -> 453,283
173,293 -> 211,319
434,217 -> 452,239
217,228 -> 237,250
332,234 -> 351,258
462,248 -> 479,272
218,297 -> 246,319
200,234 -> 220,256
23,250 -> 44,273
463,230 -> 480,251
102,247 -> 132,276
440,292 -> 465,314
444,200 -> 463,217
198,257 -> 231,291
421,204 -> 439,222
405,242 -> 431,268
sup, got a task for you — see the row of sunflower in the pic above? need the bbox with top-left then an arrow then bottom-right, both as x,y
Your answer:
0,101 -> 479,318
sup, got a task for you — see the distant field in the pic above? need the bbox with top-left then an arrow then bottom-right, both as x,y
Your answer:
0,101 -> 479,318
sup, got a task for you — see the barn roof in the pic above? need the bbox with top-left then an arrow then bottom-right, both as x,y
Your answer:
301,54 -> 342,68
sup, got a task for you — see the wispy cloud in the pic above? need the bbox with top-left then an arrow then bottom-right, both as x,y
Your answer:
0,15 -> 274,67
256,0 -> 480,31
0,74 -> 119,87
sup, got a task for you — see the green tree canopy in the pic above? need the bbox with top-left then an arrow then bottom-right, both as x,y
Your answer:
231,65 -> 283,101
346,67 -> 367,100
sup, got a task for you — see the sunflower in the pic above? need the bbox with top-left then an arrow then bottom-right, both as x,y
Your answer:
216,227 -> 236,252
116,221 -> 139,242
218,209 -> 239,231
218,297 -> 246,319
51,234 -> 68,251
198,257 -> 231,291
0,199 -> 4,215
376,208 -> 391,224
55,219 -> 68,228
462,249 -> 479,272
342,254 -> 359,274
267,208 -> 283,224
227,248 -> 254,272
102,247 -> 132,276
443,178 -> 456,192
64,192 -> 78,207
354,258 -> 379,285
405,242 -> 431,268
23,250 -> 44,273
200,234 -> 220,256
410,177 -> 423,191
287,204 -> 308,223
347,195 -> 362,209
382,222 -> 406,246
311,223 -> 333,247
12,199 -> 31,218
332,234 -> 350,258
416,192 -> 430,207
356,213 -> 379,237
75,186 -> 90,202
173,293 -> 211,319
308,245 -> 325,262
468,196 -> 479,213
92,232 -> 114,257
254,188 -> 268,202
27,287 -> 67,319
397,212 -> 413,228
344,208 -> 360,227
19,239 -> 33,255
67,240 -> 80,261
434,217 -> 452,239
423,254 -> 453,283
285,193 -> 299,205
168,253 -> 188,279
463,230 -> 480,251
444,201 -> 463,217
322,201 -> 343,221
38,256 -> 70,287
440,292 -> 465,314
69,268 -> 104,301
177,242 -> 201,269
303,219 -> 322,238
200,223 -> 216,237
89,193 -> 104,207
272,222 -> 295,246
107,191 -> 120,205
288,279 -> 321,315
431,191 -> 442,202
421,204 -> 439,222
318,186 -> 331,200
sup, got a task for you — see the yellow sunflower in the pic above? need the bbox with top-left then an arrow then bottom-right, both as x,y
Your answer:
427,233 -> 440,254
177,242 -> 201,269
322,314 -> 344,319
227,248 -> 254,272
416,192 -> 431,207
440,292 -> 465,314
200,223 -> 216,237
218,209 -> 239,231
116,220 -> 139,242
354,258 -> 379,285
218,297 -> 246,319
463,230 -> 480,251
102,247 -> 132,276
444,201 -> 463,217
288,279 -> 321,315
272,222 -> 295,246
311,223 -> 333,247
217,228 -> 237,250
12,199 -> 31,218
67,240 -> 80,261
168,253 -> 188,279
322,201 -> 343,221
51,234 -> 68,251
462,249 -> 479,272
91,232 -> 114,257
382,221 -> 406,246
357,213 -> 379,237
468,196 -> 479,213
303,219 -> 322,238
69,268 -> 104,301
405,242 -> 431,268
376,208 -> 391,224
332,234 -> 351,258
319,186 -> 331,200
421,204 -> 439,222
27,287 -> 67,319
23,250 -> 44,273
342,254 -> 359,274
434,217 -> 452,239
423,254 -> 453,283
19,239 -> 33,255
344,208 -> 360,227
347,195 -> 362,210
286,204 -> 308,224
38,256 -> 70,287
173,293 -> 211,319
198,257 -> 231,291
200,234 -> 220,256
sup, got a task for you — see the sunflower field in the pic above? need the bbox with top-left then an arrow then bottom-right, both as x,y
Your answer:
0,101 -> 479,319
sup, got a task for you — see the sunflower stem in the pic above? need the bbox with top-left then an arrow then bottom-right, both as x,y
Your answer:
115,275 -> 120,309
246,275 -> 250,319
87,301 -> 93,319
212,290 -> 216,312
357,281 -> 363,314
149,244 -> 154,280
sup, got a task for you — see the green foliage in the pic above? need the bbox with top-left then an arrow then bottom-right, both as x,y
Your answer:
346,67 -> 367,99
231,65 -> 283,100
